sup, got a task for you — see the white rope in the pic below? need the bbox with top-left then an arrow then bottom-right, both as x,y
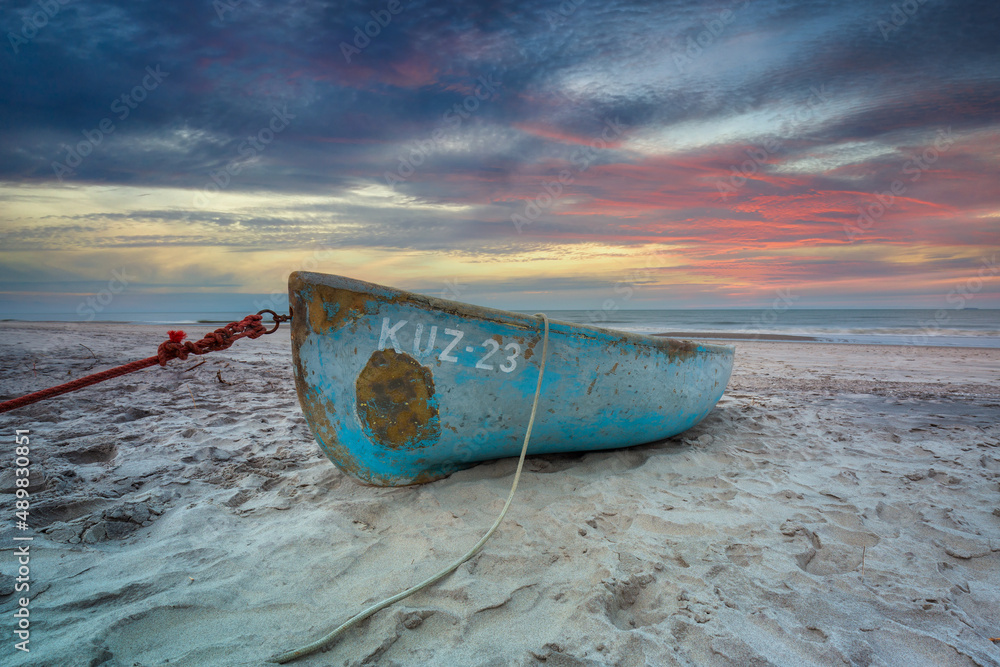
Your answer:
270,313 -> 551,664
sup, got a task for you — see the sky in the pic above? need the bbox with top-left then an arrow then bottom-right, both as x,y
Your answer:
0,0 -> 998,315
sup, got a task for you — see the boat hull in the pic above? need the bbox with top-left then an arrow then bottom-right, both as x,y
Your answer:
288,272 -> 734,486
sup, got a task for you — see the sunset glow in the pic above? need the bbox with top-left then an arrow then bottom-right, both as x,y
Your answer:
1,0 -> 998,313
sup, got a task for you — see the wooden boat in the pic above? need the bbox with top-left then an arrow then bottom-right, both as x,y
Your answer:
288,272 -> 734,486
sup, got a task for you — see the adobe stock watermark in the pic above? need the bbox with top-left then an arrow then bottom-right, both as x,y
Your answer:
545,0 -> 586,30
741,288 -> 799,338
11,427 -> 33,654
439,278 -> 466,301
252,243 -> 336,314
383,74 -> 501,188
877,0 -> 930,40
716,84 -> 831,200
6,0 -> 73,56
454,404 -> 502,463
586,251 -> 668,325
213,0 -> 248,21
192,106 -> 295,207
340,0 -> 409,63
844,127 -> 954,243
910,255 -> 998,345
511,117 -> 627,233
76,267 -> 132,322
51,65 -> 169,181
673,0 -> 752,73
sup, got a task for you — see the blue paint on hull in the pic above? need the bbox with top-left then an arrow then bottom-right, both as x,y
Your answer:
289,272 -> 734,486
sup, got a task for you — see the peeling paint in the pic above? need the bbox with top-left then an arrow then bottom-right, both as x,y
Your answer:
356,348 -> 441,451
288,271 -> 734,486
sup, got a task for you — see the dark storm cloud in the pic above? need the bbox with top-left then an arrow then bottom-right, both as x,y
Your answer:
1,0 -> 995,192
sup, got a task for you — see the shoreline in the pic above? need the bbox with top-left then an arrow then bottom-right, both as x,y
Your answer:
1,320 -> 997,350
654,331 -> 818,342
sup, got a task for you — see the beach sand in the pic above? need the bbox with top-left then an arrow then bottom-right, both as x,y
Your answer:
1,321 -> 999,666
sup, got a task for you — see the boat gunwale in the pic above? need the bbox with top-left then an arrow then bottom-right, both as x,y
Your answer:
289,270 -> 734,358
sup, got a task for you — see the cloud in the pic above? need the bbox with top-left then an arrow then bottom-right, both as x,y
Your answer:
0,0 -> 998,307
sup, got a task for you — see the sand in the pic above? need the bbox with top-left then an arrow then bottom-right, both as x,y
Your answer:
1,321 -> 999,667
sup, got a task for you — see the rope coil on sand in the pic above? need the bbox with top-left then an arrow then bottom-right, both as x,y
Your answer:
268,313 -> 551,664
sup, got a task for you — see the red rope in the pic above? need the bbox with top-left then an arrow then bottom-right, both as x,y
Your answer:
0,314 -> 276,414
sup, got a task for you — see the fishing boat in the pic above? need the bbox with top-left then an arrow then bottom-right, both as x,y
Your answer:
289,271 -> 734,486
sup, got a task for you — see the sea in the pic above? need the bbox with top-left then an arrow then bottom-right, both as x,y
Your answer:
545,308 -> 1000,348
3,308 -> 999,349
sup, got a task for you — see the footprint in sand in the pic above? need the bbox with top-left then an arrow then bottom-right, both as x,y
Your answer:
725,543 -> 763,567
788,523 -> 879,576
54,440 -> 118,464
596,572 -> 670,629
